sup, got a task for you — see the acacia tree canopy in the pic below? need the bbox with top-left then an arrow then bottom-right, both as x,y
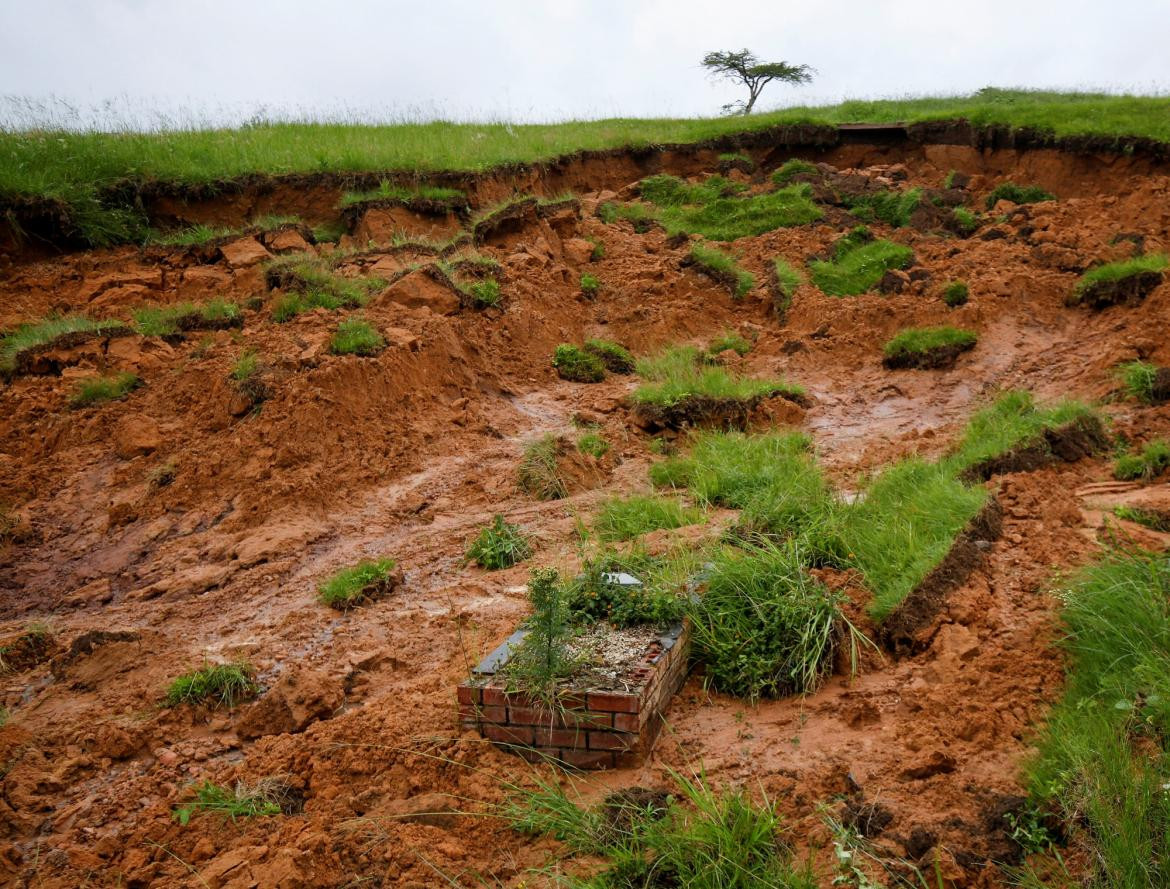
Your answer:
702,49 -> 814,115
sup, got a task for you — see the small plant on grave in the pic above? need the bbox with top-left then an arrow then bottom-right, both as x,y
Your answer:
552,344 -> 606,383
317,558 -> 399,609
579,273 -> 601,298
465,515 -> 533,570
942,280 -> 969,307
501,568 -> 580,707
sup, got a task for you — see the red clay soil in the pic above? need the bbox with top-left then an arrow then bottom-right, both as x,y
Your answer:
1,143 -> 1170,888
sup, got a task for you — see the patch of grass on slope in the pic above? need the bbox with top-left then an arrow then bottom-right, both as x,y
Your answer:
639,173 -> 821,241
632,345 -> 802,409
7,89 -> 1170,244
1025,549 -> 1170,889
808,236 -> 913,296
595,494 -> 703,542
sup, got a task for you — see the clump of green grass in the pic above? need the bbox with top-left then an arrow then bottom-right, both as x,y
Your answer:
718,151 -> 755,170
944,390 -> 1101,475
1117,360 -> 1162,403
651,430 -> 831,538
311,220 -> 346,243
164,662 -> 258,709
595,494 -> 703,542
771,158 -> 819,185
553,344 -> 606,383
265,255 -> 382,320
770,257 -> 803,317
882,325 -> 977,364
985,181 -> 1055,209
808,237 -> 913,296
689,540 -> 848,700
518,434 -> 567,500
1113,506 -> 1170,532
1068,253 -> 1169,307
951,206 -> 981,236
586,236 -> 605,261
567,547 -> 691,628
339,181 -> 465,209
317,558 -> 398,609
632,346 -> 803,412
583,338 -> 635,374
151,223 -> 235,247
1114,439 -> 1170,481
173,777 -> 297,824
465,515 -> 532,570
706,330 -> 751,357
832,459 -> 989,621
1025,549 -> 1170,888
463,277 -> 501,307
577,431 -> 609,459
687,243 -> 754,298
597,201 -> 657,232
133,298 -> 241,336
70,371 -> 141,407
509,770 -> 816,888
231,350 -> 259,382
845,188 -> 922,228
329,317 -> 384,356
579,273 -> 600,298
942,280 -> 969,307
1,316 -> 128,376
640,173 -> 821,241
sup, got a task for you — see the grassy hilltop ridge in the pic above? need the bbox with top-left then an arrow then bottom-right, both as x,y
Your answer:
2,89 -> 1169,245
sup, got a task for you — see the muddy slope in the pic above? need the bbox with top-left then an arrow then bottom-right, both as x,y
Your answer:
1,143 -> 1170,888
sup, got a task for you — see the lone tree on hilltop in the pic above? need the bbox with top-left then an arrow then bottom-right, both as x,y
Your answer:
702,49 -> 814,115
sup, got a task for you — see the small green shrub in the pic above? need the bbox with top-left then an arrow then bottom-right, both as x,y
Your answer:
583,338 -> 635,374
552,344 -> 606,383
500,568 -> 579,705
70,372 -> 141,407
689,540 -> 845,700
518,434 -> 567,500
465,515 -> 532,570
688,243 -> 754,298
808,238 -> 913,296
566,548 -> 689,628
951,206 -> 980,236
317,558 -> 398,609
330,318 -> 384,356
165,663 -> 258,709
771,158 -> 818,185
577,432 -> 609,459
1114,439 -> 1170,481
595,494 -> 703,542
985,182 -> 1055,209
579,273 -> 600,298
942,280 -> 969,307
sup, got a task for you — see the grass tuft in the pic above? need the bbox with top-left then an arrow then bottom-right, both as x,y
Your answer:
640,174 -> 821,241
688,243 -> 755,298
985,181 -> 1055,209
329,317 -> 384,356
577,431 -> 609,459
70,371 -> 141,407
770,257 -> 803,316
1,316 -> 128,376
808,237 -> 913,296
1068,253 -> 1169,307
553,344 -> 606,383
595,494 -> 703,542
942,280 -> 970,307
1114,439 -> 1170,481
707,330 -> 752,357
583,338 -> 635,374
173,777 -> 298,824
465,515 -> 532,570
518,434 -> 567,500
632,346 -> 803,410
771,158 -> 819,185
133,298 -> 241,336
164,663 -> 258,709
845,188 -> 922,228
317,558 -> 398,609
579,273 -> 600,298
882,325 -> 977,363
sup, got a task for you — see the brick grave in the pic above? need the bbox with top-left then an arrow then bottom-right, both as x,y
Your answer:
457,622 -> 690,769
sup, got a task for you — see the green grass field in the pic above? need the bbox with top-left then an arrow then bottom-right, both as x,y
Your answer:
3,89 -> 1169,245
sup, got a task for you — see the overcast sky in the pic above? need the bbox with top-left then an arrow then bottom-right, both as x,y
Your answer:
2,0 -> 1169,129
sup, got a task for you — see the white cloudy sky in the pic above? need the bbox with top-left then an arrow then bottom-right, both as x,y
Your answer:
2,0 -> 1168,128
